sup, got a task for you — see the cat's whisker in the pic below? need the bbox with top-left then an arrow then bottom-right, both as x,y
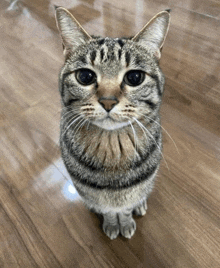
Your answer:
61,106 -> 81,116
61,112 -> 76,122
68,118 -> 85,148
62,115 -> 83,137
62,110 -> 79,123
133,117 -> 170,172
141,113 -> 180,155
61,109 -> 77,119
86,120 -> 91,130
73,118 -> 88,137
128,120 -> 139,158
134,118 -> 149,142
63,114 -> 81,133
72,117 -> 85,135
69,118 -> 88,149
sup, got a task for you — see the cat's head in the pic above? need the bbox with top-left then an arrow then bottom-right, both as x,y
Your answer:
55,7 -> 170,130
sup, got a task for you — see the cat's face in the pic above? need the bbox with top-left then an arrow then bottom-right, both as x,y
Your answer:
56,8 -> 170,130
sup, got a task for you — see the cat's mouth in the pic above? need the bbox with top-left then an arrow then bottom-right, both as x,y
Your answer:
92,116 -> 130,130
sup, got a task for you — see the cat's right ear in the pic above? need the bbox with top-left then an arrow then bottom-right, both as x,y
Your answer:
55,6 -> 92,55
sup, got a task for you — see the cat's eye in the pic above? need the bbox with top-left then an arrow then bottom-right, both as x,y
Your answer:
75,69 -> 96,86
124,70 -> 145,86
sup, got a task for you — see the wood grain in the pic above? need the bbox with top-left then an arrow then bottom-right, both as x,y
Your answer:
0,0 -> 220,267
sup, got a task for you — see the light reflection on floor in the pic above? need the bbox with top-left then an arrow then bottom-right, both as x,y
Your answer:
62,180 -> 80,201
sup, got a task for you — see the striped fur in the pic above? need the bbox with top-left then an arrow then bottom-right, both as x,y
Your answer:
55,7 -> 170,239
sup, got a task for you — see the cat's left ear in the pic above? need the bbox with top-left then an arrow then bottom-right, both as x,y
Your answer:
55,6 -> 93,55
132,10 -> 171,60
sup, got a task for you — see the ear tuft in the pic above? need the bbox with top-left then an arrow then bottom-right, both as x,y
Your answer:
54,5 -> 60,10
55,7 -> 92,55
165,9 -> 171,13
132,10 -> 171,60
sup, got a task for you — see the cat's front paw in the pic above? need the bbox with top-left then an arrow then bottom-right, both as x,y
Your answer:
133,199 -> 147,216
120,218 -> 136,239
103,222 -> 120,240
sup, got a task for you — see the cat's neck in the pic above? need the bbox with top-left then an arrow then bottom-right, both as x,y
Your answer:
71,121 -> 153,170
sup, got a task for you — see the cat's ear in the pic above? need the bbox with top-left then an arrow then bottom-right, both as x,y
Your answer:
132,10 -> 171,60
55,6 -> 92,55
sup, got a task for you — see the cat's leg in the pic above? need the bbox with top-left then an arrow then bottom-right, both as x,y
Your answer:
133,199 -> 147,216
118,209 -> 136,239
102,212 -> 120,240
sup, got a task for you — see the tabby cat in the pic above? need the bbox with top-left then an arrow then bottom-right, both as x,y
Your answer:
55,7 -> 170,239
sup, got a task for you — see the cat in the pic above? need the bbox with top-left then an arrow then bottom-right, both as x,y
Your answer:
55,6 -> 170,239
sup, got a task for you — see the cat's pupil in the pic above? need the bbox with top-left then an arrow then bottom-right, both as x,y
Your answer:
76,69 -> 96,85
124,70 -> 145,86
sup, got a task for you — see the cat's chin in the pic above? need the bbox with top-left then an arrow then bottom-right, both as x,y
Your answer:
92,118 -> 130,131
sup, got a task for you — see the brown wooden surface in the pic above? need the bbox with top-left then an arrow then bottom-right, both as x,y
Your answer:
1,0 -> 220,267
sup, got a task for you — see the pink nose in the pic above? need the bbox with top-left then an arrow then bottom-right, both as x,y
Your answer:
99,97 -> 119,112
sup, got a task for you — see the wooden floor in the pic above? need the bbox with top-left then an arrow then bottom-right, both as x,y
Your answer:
1,0 -> 220,267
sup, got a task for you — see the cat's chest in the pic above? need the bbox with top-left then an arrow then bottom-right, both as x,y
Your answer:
75,126 -> 144,169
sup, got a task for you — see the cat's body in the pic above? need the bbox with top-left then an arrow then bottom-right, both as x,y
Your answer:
55,7 -> 170,239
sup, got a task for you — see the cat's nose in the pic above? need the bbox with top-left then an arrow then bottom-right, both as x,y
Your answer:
98,96 -> 119,112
